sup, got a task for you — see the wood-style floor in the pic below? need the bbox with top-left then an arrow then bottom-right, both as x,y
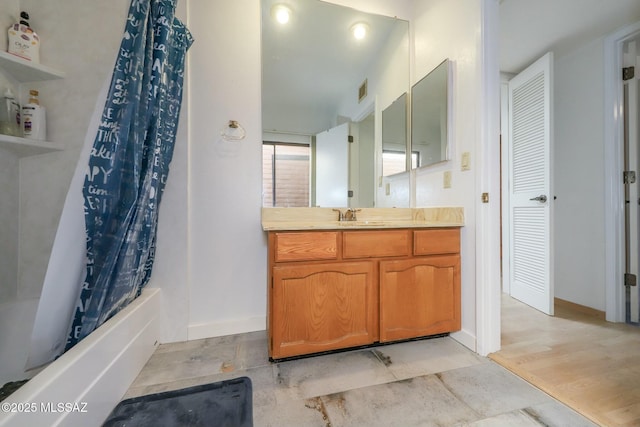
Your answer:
490,294 -> 640,427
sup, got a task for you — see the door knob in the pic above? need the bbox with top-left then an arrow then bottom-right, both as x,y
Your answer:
529,195 -> 547,203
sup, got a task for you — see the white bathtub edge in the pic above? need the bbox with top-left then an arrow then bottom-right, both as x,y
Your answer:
0,288 -> 162,427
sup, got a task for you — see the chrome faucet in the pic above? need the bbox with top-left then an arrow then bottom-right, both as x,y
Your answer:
344,208 -> 360,221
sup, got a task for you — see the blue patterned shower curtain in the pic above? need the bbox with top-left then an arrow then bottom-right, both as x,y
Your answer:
65,0 -> 193,350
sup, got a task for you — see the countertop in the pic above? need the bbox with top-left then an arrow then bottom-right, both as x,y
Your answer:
261,207 -> 464,231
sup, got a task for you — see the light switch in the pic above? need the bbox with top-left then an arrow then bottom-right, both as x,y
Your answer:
385,183 -> 391,195
461,152 -> 471,171
443,171 -> 452,188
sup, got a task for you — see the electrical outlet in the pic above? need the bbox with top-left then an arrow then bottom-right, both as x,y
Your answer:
385,183 -> 391,195
443,171 -> 452,188
461,152 -> 471,171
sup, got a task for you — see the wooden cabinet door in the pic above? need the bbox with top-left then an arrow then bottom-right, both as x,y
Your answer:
271,261 -> 376,359
379,255 -> 460,342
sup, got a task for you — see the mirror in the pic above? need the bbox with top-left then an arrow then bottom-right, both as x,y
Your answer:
382,92 -> 408,177
261,0 -> 410,207
411,59 -> 451,168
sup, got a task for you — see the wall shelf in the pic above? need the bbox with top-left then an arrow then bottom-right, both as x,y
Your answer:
0,52 -> 65,156
0,51 -> 65,82
0,133 -> 64,157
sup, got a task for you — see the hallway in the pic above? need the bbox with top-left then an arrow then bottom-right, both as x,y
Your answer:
490,295 -> 640,427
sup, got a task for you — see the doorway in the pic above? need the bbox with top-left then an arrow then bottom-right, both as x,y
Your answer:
605,21 -> 640,323
502,53 -> 554,316
621,35 -> 640,324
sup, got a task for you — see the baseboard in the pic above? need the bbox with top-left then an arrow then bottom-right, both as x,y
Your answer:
188,316 -> 267,341
554,298 -> 606,320
0,288 -> 161,427
450,328 -> 476,352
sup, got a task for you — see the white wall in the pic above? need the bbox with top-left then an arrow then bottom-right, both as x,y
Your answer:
554,37 -> 606,310
412,0 -> 484,348
187,0 -> 266,339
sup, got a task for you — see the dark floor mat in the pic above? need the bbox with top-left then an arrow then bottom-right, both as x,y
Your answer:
0,379 -> 29,402
103,376 -> 252,427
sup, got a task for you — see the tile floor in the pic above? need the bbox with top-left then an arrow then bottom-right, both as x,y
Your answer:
125,333 -> 597,427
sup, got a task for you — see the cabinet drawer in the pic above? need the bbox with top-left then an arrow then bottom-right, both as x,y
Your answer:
343,230 -> 411,259
414,228 -> 460,255
274,232 -> 338,262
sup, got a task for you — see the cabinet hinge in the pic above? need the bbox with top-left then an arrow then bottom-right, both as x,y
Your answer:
623,66 -> 635,81
624,171 -> 636,184
481,192 -> 489,203
625,273 -> 637,287
348,135 -> 354,143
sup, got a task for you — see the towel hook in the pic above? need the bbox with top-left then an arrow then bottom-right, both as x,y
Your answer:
220,120 -> 246,141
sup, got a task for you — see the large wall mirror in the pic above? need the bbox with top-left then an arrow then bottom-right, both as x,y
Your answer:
411,59 -> 451,169
381,92 -> 409,176
261,0 -> 410,208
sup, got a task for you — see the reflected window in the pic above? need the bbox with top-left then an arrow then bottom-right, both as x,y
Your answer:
262,143 -> 310,207
382,150 -> 419,176
382,151 -> 406,176
411,152 -> 419,169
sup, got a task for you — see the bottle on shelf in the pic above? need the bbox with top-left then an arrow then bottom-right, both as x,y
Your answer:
22,90 -> 46,141
7,11 -> 40,63
0,87 -> 20,137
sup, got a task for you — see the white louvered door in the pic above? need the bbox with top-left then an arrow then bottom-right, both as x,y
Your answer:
508,53 -> 554,315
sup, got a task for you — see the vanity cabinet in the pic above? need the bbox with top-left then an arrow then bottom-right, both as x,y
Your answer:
267,227 -> 461,360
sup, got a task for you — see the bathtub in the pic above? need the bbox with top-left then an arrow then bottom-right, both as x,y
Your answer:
0,288 -> 161,427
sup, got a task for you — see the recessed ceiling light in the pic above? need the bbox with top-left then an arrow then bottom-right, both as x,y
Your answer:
271,4 -> 291,25
351,22 -> 368,40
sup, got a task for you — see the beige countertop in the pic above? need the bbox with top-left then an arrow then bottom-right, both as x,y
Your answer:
261,207 -> 464,231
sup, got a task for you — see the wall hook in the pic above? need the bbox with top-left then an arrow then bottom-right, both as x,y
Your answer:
221,120 -> 246,141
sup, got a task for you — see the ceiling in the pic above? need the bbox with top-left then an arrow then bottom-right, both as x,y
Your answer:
500,0 -> 640,74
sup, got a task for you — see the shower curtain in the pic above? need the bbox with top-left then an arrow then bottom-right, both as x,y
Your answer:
66,0 -> 193,350
27,0 -> 192,367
